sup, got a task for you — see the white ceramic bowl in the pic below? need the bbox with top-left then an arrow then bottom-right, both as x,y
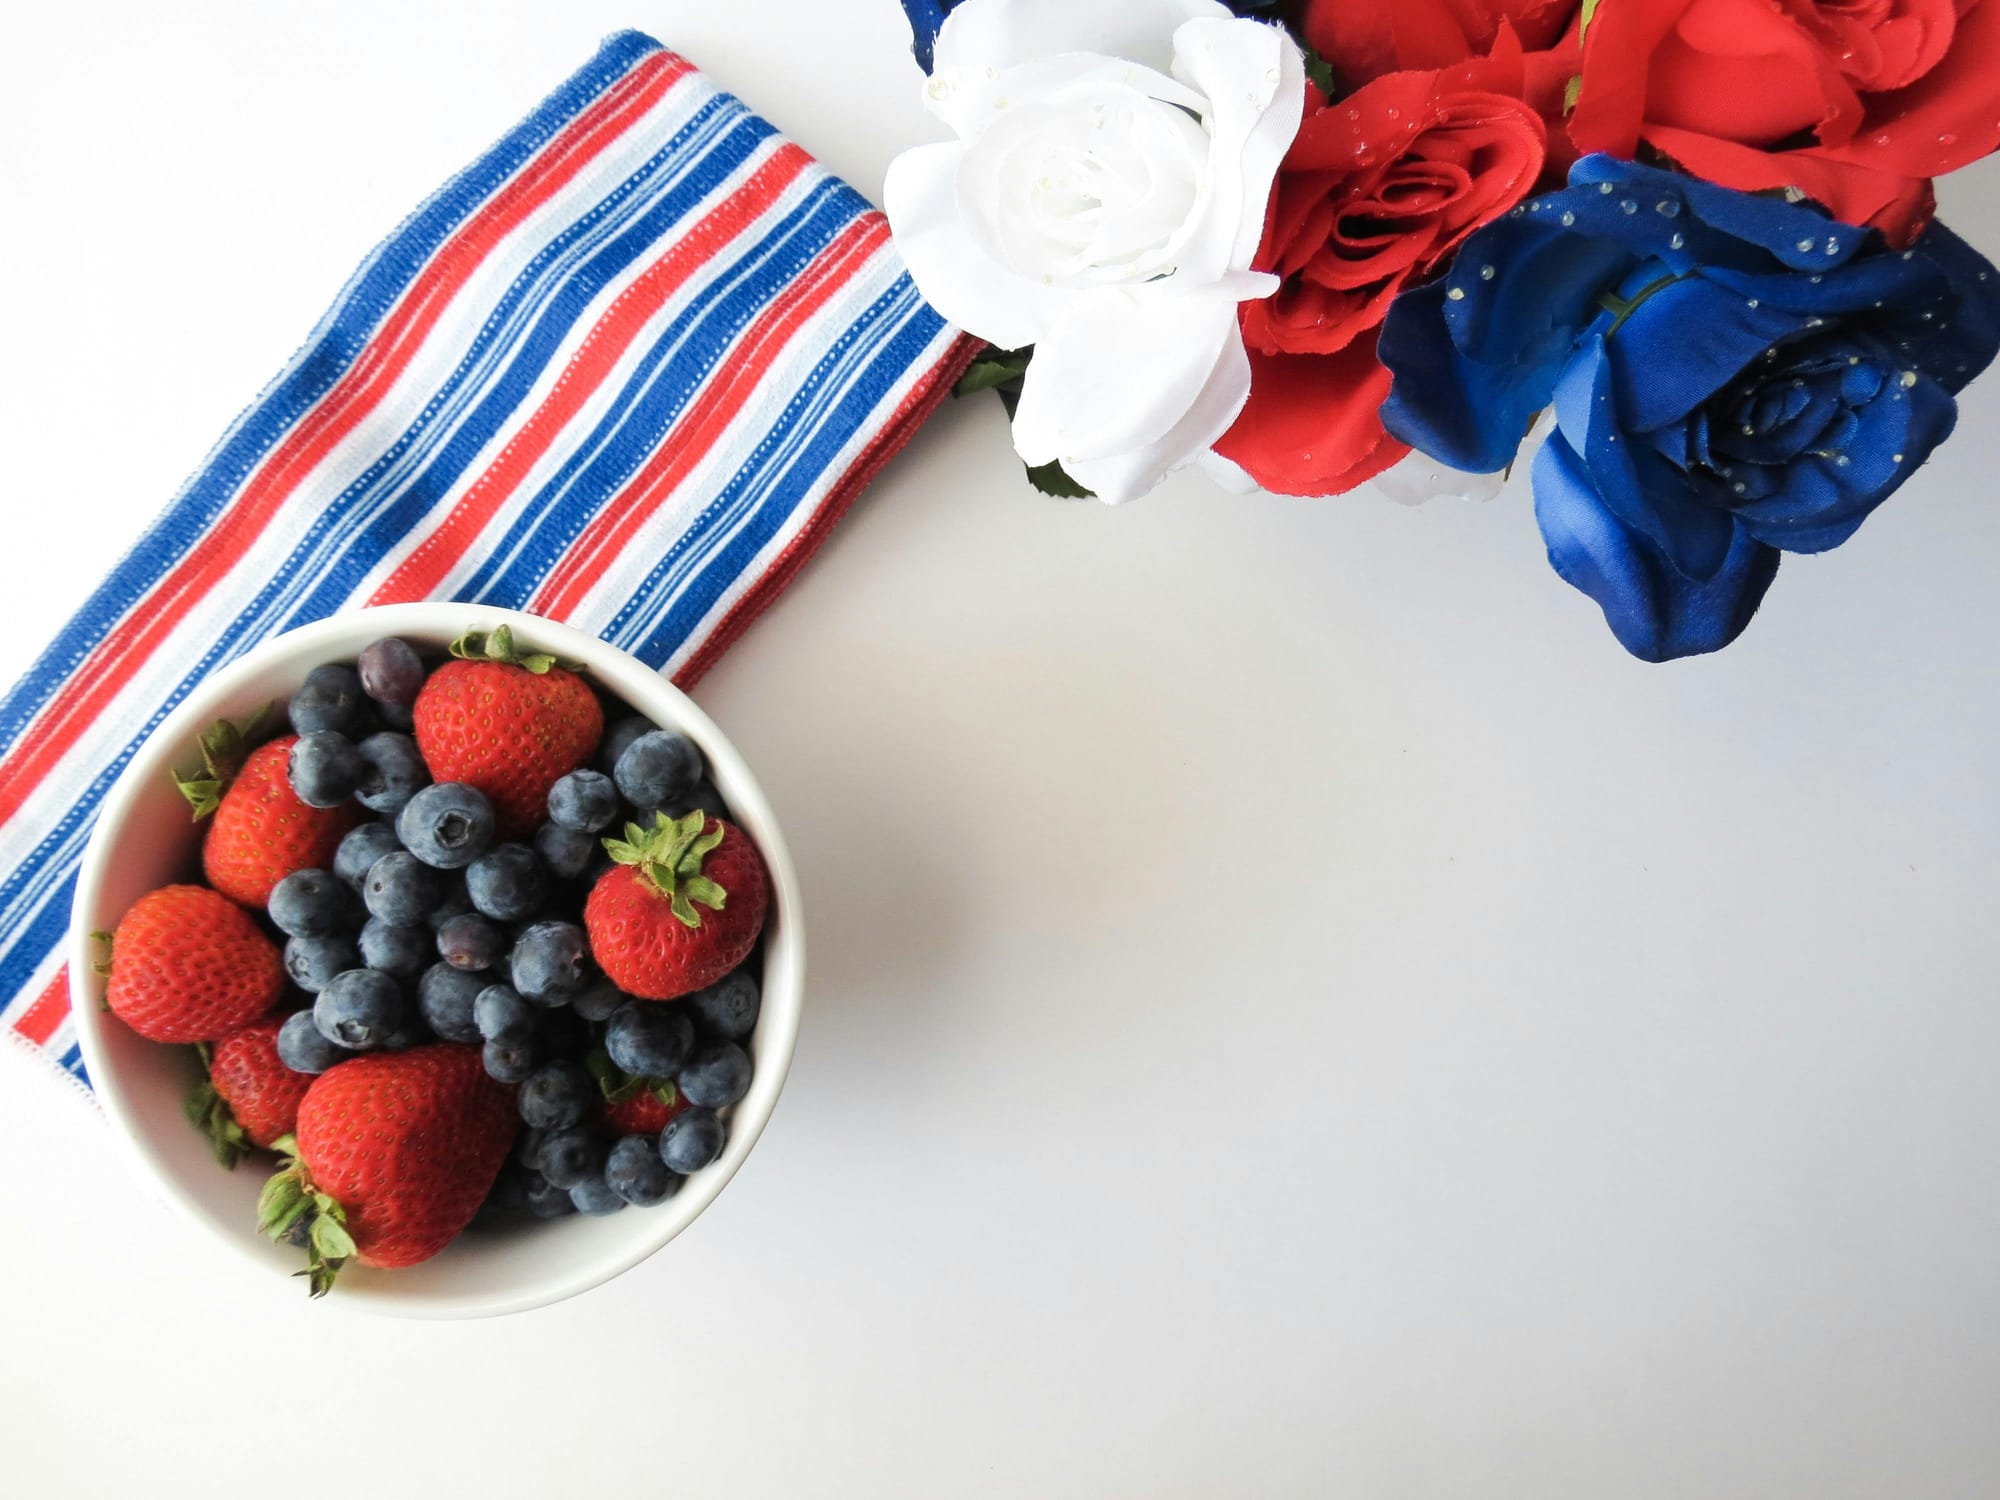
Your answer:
69,604 -> 803,1318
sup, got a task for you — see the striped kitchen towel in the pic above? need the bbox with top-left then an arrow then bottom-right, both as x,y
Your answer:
0,30 -> 976,1093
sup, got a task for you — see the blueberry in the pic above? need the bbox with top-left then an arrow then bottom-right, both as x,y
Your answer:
511,920 -> 589,1003
606,1002 -> 694,1079
570,1175 -> 628,1216
359,916 -> 434,978
686,969 -> 760,1041
659,1107 -> 725,1173
518,1060 -> 593,1130
660,780 -> 729,823
534,821 -> 596,880
606,1134 -> 680,1206
354,732 -> 430,816
397,783 -> 496,870
380,1017 -> 431,1051
426,872 -> 473,929
678,1040 -> 752,1108
523,1172 -> 576,1219
466,843 -> 547,922
474,983 -> 535,1043
432,912 -> 503,972
357,637 -> 425,709
515,1126 -> 548,1172
477,1162 -> 536,1221
570,978 -> 628,1023
289,663 -> 366,736
288,731 -> 363,808
483,1036 -> 537,1084
537,1127 -> 606,1189
363,850 -> 442,927
536,1004 -> 591,1059
418,963 -> 487,1043
268,868 -> 349,938
277,1008 -> 346,1074
334,821 -> 403,889
314,968 -> 405,1050
547,770 -> 620,832
599,716 -> 654,776
614,730 -> 703,809
285,932 -> 362,993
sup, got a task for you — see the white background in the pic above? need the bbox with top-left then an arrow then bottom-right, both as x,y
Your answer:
5,3 -> 2000,1495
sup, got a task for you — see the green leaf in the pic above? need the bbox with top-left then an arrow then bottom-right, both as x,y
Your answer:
266,1194 -> 312,1240
953,355 -> 1030,398
1302,45 -> 1338,99
1578,0 -> 1602,43
682,876 -> 727,912
310,1215 -> 357,1261
584,1044 -> 624,1099
269,1133 -> 298,1159
649,1079 -> 680,1110
1024,460 -> 1094,499
668,889 -> 701,929
1563,73 -> 1582,114
519,653 -> 557,675
257,1175 -> 307,1238
485,626 -> 516,661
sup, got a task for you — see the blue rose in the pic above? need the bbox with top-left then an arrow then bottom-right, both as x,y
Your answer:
1379,155 -> 2000,661
900,1 -> 1291,73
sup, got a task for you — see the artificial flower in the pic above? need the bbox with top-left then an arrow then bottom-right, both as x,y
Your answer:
1300,0 -> 1579,85
883,0 -> 1305,501
1378,155 -> 2000,659
899,0 -> 1293,72
1214,25 -> 1576,494
1570,0 -> 2000,245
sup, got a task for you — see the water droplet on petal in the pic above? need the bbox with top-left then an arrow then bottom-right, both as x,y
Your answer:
1620,199 -> 1638,214
1893,453 -> 1905,463
1900,370 -> 1919,387
1747,298 -> 1760,309
1347,108 -> 1360,120
1809,275 -> 1822,283
1670,232 -> 1685,249
1873,132 -> 1893,146
1805,317 -> 1824,328
1940,132 -> 1959,146
1385,107 -> 1400,119
1733,482 -> 1748,494
1742,423 -> 1756,435
1796,238 -> 1816,253
1479,264 -> 1495,280
1835,455 -> 1852,467
1561,211 -> 1576,226
1599,182 -> 1614,195
1655,200 -> 1680,217
1447,287 -> 1467,301
1825,238 -> 1840,254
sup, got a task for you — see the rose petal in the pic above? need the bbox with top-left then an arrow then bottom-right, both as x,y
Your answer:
882,141 -> 1072,348
1169,15 -> 1307,280
934,0 -> 1233,80
1012,288 -> 1241,466
1067,322 -> 1255,503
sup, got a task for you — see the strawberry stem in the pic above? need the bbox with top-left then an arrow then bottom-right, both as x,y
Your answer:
259,1135 -> 356,1296
447,624 -> 575,676
172,705 -> 274,821
185,1043 -> 249,1170
601,811 -> 729,929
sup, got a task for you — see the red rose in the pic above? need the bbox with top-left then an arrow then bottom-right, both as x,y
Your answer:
1570,0 -> 2000,244
1302,0 -> 1580,84
1216,28 -> 1573,495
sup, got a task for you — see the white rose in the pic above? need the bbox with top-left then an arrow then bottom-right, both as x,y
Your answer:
884,0 -> 1304,503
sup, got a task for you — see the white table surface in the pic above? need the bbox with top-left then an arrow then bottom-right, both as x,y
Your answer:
6,4 -> 2000,1495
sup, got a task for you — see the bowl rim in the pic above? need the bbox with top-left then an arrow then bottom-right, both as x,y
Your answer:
68,603 -> 804,1319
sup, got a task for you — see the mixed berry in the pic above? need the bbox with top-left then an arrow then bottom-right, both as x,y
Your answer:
96,624 -> 772,1295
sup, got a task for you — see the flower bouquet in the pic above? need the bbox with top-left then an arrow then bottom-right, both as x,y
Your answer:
889,0 -> 2000,660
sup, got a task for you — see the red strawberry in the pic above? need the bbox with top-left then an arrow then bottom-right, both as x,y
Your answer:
584,811 -> 769,1001
599,1077 -> 691,1135
179,715 -> 365,908
186,1016 -> 314,1165
412,625 -> 602,839
260,1044 -> 517,1295
104,885 -> 285,1043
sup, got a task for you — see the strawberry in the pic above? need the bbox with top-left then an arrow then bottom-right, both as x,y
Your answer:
585,1044 -> 692,1134
186,1017 -> 314,1166
584,810 -> 769,1001
178,714 -> 365,908
412,625 -> 603,839
259,1044 -> 517,1295
104,885 -> 285,1043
